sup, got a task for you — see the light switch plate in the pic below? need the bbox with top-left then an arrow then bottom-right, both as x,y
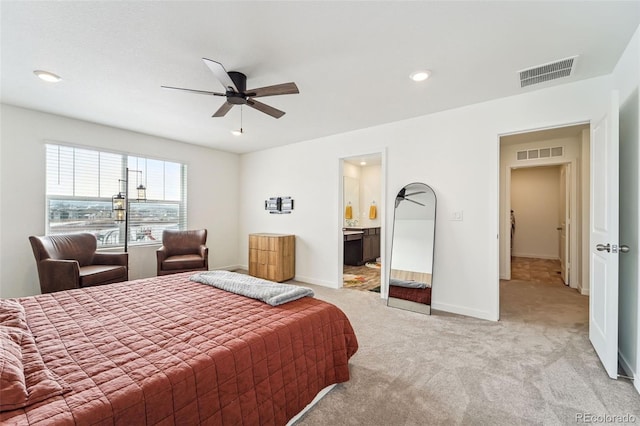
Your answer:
451,210 -> 464,221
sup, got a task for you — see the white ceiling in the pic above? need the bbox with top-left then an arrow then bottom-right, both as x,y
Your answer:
1,1 -> 638,154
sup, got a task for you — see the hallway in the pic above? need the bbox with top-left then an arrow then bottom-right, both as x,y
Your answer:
510,256 -> 565,286
503,256 -> 587,325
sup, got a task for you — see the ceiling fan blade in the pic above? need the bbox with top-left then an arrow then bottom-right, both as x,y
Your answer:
212,102 -> 234,117
161,86 -> 225,96
246,82 -> 299,98
404,191 -> 427,197
246,99 -> 285,119
405,198 -> 426,207
203,58 -> 238,92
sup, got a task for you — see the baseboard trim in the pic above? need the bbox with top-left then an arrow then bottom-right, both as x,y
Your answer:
619,352 -> 639,396
430,301 -> 498,321
294,275 -> 339,289
232,267 -> 338,288
218,264 -> 244,272
618,351 -> 637,380
579,287 -> 590,296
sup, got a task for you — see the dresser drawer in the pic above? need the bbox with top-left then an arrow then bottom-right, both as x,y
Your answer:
248,233 -> 295,282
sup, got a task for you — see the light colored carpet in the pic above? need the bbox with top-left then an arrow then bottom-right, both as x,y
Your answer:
293,279 -> 640,425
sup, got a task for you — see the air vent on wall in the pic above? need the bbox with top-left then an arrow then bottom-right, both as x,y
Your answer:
518,56 -> 578,88
516,146 -> 563,161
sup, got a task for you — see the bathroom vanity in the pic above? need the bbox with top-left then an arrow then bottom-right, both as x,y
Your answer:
343,227 -> 380,266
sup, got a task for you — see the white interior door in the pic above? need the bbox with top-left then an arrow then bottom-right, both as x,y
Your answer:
589,91 -> 620,379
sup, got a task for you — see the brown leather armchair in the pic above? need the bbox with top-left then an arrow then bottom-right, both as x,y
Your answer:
156,229 -> 208,276
29,233 -> 129,294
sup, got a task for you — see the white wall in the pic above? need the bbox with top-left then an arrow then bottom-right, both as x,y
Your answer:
0,105 -> 240,298
239,76 -> 610,321
358,164 -> 381,228
612,25 -> 640,391
510,166 -> 561,259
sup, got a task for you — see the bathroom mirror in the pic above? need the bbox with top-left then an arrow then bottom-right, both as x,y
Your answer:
387,183 -> 436,315
343,176 -> 360,227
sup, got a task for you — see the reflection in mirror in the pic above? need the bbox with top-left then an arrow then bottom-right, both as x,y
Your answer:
388,183 -> 436,315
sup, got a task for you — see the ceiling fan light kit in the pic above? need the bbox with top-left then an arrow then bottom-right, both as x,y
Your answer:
162,58 -> 299,121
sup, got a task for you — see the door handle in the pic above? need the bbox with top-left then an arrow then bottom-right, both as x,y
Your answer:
620,245 -> 630,253
596,243 -> 611,252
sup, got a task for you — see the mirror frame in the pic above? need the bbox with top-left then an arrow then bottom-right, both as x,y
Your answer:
387,182 -> 437,315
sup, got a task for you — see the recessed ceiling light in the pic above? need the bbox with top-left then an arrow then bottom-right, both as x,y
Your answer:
410,70 -> 431,82
33,70 -> 62,83
360,161 -> 367,166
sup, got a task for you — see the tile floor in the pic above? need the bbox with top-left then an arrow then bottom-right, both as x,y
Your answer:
510,256 -> 566,285
343,264 -> 381,291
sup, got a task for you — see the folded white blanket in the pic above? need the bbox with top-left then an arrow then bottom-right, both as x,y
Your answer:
389,278 -> 427,289
190,271 -> 314,306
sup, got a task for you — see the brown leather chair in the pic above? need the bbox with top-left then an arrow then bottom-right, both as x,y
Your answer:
156,229 -> 208,276
29,233 -> 128,294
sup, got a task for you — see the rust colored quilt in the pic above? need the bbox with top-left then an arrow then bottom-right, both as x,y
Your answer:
389,286 -> 431,305
1,272 -> 358,425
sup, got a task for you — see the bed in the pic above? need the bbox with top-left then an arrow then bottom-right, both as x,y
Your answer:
0,272 -> 358,425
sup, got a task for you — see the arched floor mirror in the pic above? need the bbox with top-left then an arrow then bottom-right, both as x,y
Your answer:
387,183 -> 436,315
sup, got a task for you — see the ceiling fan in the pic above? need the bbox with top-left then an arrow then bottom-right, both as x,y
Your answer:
162,58 -> 299,119
395,188 -> 427,208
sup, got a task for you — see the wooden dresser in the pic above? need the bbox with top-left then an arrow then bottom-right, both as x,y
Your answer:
249,233 -> 295,282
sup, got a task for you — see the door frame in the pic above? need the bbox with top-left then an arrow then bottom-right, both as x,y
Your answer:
560,163 -> 570,284
502,159 -> 578,288
338,149 -> 387,297
497,121 -> 590,320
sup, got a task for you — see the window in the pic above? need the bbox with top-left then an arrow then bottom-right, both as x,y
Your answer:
46,143 -> 187,247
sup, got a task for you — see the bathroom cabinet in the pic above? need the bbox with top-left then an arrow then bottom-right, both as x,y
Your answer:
343,227 -> 380,265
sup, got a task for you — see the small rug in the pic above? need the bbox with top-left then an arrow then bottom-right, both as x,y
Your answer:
365,262 -> 381,269
343,274 -> 366,287
369,286 -> 381,293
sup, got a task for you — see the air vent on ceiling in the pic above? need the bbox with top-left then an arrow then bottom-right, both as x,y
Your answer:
519,56 -> 577,88
516,146 -> 563,161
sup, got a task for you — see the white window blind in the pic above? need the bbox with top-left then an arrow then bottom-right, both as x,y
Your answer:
46,143 -> 187,247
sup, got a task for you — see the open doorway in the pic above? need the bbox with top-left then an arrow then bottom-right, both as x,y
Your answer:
510,164 -> 568,286
341,154 -> 382,293
499,123 -> 591,319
